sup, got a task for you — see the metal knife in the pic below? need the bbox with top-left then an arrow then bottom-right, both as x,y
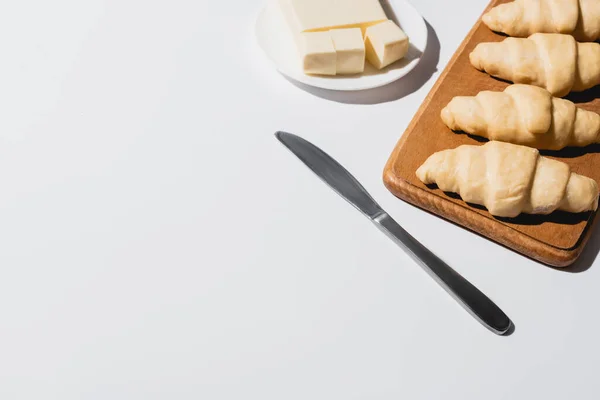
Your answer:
275,131 -> 512,335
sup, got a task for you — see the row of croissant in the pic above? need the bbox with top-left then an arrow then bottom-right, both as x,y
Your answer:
416,0 -> 600,219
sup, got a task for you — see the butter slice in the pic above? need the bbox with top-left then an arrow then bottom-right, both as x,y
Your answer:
279,0 -> 387,34
300,32 -> 336,76
330,28 -> 365,74
365,20 -> 409,69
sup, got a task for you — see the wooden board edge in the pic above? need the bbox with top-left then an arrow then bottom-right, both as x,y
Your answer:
382,168 -> 590,267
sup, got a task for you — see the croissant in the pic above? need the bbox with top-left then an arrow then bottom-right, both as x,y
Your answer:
482,0 -> 600,42
416,141 -> 599,218
441,84 -> 600,150
470,33 -> 600,97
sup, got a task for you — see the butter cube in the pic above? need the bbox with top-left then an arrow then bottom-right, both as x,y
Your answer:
300,32 -> 337,76
279,0 -> 387,34
365,20 -> 409,69
330,28 -> 365,74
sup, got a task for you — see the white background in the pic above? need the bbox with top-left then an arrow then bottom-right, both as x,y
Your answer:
1,0 -> 599,399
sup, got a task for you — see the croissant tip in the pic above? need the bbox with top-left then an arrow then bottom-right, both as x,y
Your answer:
415,165 -> 426,183
469,47 -> 482,70
440,106 -> 454,128
481,13 -> 493,28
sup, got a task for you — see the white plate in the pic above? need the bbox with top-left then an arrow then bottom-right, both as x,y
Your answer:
255,0 -> 428,91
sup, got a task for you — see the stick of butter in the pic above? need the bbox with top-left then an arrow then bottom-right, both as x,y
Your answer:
330,28 -> 365,75
279,0 -> 387,34
365,20 -> 409,70
300,32 -> 337,76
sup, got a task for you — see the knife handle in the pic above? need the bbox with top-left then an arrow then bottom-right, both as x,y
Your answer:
373,212 -> 512,335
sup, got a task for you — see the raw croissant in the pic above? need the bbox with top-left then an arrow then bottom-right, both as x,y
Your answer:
470,33 -> 600,97
416,141 -> 599,218
441,84 -> 600,150
482,0 -> 600,42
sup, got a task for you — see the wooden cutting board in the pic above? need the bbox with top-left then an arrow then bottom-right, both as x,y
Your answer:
383,0 -> 600,267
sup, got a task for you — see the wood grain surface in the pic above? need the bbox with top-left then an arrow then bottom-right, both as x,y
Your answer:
383,0 -> 600,267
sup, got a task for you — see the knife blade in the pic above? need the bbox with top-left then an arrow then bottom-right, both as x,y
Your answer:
276,131 -> 512,335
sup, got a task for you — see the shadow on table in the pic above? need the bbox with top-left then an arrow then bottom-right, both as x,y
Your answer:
286,20 -> 441,105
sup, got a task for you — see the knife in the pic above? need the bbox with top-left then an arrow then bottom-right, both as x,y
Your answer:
275,131 -> 512,335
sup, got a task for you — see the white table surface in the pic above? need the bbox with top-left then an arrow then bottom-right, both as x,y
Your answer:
1,1 -> 599,399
